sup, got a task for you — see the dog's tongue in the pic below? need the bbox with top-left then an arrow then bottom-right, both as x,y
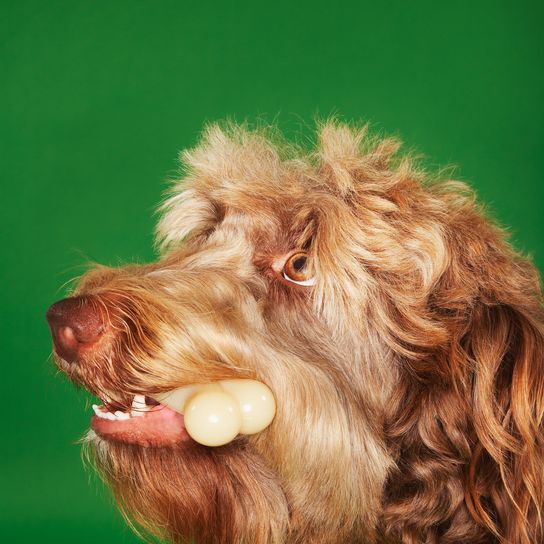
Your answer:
91,404 -> 190,447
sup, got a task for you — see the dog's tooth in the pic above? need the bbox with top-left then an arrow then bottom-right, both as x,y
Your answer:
132,394 -> 148,410
114,411 -> 130,420
92,405 -> 109,420
130,409 -> 145,417
103,412 -> 116,421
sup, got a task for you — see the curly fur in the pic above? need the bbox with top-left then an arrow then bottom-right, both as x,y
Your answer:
54,120 -> 544,543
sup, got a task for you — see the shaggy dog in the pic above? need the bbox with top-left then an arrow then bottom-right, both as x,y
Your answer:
47,122 -> 544,543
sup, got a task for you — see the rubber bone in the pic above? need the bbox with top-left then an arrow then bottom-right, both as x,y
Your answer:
155,379 -> 276,446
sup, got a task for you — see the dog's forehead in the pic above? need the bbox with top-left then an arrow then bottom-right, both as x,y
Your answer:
157,121 -> 404,253
190,161 -> 314,219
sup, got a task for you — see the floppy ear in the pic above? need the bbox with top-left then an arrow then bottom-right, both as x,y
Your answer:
381,205 -> 544,543
463,296 -> 544,543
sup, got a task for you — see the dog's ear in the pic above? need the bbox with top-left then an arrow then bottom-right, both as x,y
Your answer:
317,120 -> 404,198
462,296 -> 544,543
382,216 -> 544,543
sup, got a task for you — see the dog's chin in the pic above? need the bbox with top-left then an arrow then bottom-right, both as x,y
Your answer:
85,433 -> 289,544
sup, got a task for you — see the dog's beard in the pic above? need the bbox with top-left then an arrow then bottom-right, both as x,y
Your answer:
85,435 -> 289,544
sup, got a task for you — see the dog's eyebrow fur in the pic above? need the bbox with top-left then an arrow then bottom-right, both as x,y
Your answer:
156,188 -> 219,251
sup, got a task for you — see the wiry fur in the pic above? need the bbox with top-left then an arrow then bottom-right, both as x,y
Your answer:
58,121 -> 544,543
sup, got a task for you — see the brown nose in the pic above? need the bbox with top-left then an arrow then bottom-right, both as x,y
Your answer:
46,296 -> 104,363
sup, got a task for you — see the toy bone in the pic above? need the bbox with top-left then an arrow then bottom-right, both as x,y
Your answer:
154,379 -> 276,446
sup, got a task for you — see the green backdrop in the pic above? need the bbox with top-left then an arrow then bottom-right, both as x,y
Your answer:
1,1 -> 543,542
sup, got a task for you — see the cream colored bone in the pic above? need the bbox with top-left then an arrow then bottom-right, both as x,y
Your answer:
154,379 -> 276,446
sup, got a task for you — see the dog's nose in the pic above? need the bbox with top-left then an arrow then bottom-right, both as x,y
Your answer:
46,297 -> 104,363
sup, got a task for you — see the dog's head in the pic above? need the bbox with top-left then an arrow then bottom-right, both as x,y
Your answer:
47,122 -> 544,544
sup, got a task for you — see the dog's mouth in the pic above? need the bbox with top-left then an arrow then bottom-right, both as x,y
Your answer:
89,380 -> 277,449
91,394 -> 192,448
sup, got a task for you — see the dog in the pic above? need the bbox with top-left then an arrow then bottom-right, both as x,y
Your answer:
47,121 -> 544,543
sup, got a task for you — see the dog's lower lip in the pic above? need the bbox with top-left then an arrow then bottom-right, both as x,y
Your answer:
91,402 -> 191,447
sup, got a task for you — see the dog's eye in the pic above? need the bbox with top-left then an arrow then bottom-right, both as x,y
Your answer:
282,252 -> 316,286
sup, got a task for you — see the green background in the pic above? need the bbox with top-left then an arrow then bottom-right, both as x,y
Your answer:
1,1 -> 543,542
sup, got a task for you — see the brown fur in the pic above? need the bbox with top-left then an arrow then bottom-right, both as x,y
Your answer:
54,121 -> 544,543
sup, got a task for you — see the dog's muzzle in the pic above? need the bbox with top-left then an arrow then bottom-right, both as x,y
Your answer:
46,297 -> 276,448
